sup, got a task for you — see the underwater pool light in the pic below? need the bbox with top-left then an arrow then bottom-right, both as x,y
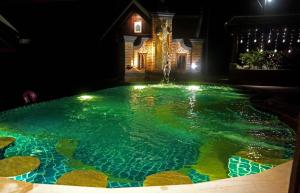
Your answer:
134,85 -> 146,90
78,95 -> 94,101
187,85 -> 202,92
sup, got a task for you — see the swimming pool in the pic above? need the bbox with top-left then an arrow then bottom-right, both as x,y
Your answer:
0,84 -> 295,187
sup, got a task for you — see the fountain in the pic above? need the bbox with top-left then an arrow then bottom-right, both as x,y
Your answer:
163,61 -> 171,84
157,19 -> 172,83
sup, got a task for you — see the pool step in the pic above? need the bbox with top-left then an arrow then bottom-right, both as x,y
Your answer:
144,171 -> 192,186
0,137 -> 15,159
56,170 -> 108,188
0,156 -> 41,180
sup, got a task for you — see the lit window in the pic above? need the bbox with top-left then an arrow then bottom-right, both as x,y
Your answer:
134,21 -> 142,33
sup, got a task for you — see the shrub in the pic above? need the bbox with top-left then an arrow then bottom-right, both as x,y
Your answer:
239,50 -> 284,70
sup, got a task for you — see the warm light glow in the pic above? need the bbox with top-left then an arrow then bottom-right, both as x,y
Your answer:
133,52 -> 138,67
134,85 -> 146,90
191,63 -> 197,70
187,85 -> 202,92
78,95 -> 94,101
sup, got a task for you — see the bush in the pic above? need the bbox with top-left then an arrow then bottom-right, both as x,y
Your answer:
239,50 -> 284,70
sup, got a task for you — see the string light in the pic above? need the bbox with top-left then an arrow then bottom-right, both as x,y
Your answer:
274,30 -> 279,53
260,33 -> 264,52
253,28 -> 258,43
282,28 -> 287,43
246,29 -> 250,52
288,30 -> 294,54
239,27 -> 300,54
268,29 -> 272,44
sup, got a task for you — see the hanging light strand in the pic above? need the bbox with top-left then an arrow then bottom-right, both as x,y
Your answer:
260,33 -> 264,52
240,35 -> 244,44
253,28 -> 258,43
268,29 -> 272,44
288,29 -> 294,53
246,29 -> 251,52
282,27 -> 287,43
274,30 -> 279,53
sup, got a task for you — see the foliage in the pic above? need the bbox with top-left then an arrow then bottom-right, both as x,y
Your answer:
239,50 -> 264,69
238,50 -> 285,70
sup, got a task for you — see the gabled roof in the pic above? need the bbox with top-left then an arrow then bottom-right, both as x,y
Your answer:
100,0 -> 150,40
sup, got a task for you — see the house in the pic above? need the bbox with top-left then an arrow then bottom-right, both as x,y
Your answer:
101,0 -> 205,81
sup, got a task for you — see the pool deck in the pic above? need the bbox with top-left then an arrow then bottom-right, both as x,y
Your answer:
0,161 -> 292,193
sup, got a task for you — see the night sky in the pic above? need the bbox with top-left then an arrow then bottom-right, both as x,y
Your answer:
0,0 -> 299,108
1,0 -> 299,37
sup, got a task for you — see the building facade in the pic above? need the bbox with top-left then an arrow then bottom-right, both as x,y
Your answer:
124,12 -> 204,75
101,0 -> 205,79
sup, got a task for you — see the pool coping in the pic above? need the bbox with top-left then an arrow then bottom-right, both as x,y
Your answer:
0,160 -> 292,193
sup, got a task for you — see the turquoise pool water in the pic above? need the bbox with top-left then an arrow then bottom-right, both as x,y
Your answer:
0,84 -> 295,187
